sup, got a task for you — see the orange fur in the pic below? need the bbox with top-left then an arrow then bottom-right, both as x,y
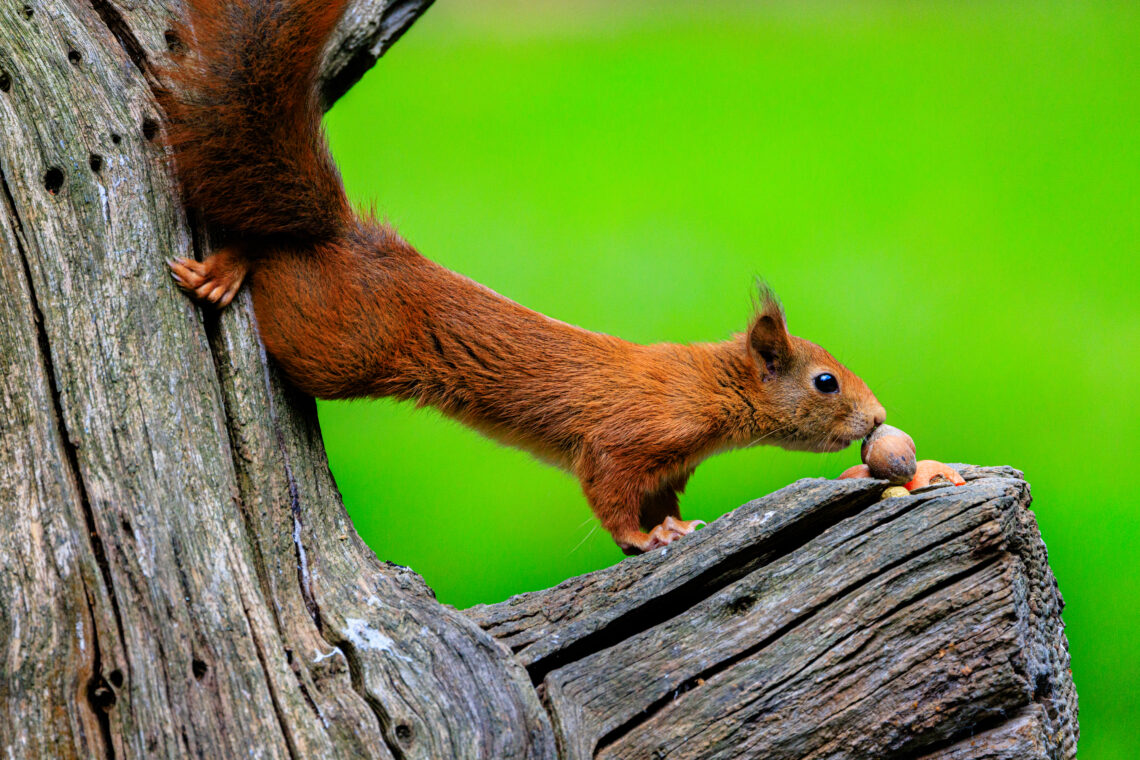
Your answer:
160,0 -> 886,553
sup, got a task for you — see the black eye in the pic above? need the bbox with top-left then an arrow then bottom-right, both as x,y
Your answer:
813,373 -> 839,394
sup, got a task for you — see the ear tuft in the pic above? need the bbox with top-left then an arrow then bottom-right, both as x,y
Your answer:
748,282 -> 792,377
754,281 -> 785,325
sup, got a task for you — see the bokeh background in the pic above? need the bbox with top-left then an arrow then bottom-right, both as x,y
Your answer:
320,2 -> 1138,756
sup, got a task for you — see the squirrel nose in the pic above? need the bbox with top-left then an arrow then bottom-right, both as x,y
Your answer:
872,405 -> 886,427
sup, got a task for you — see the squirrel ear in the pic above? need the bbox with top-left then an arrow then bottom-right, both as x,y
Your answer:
748,288 -> 792,378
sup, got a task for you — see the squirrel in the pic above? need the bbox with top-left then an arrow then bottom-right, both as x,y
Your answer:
159,0 -> 886,554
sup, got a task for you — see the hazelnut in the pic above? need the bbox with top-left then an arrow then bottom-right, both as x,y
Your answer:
860,424 -> 915,460
861,425 -> 917,484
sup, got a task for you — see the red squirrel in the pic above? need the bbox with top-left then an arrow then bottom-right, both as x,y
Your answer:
160,0 -> 886,554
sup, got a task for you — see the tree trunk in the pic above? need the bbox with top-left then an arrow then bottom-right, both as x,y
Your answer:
0,2 -> 1076,759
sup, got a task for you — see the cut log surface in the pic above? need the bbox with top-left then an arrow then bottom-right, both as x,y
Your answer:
467,466 -> 1077,760
0,1 -> 1075,758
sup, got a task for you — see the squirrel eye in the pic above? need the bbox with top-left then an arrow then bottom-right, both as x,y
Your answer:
813,373 -> 839,394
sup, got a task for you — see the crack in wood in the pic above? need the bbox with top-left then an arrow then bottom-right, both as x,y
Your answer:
283,442 -> 322,628
325,628 -> 407,760
745,550 -> 1007,721
804,560 -> 1015,756
904,705 -> 1035,760
524,488 -> 881,684
236,577 -> 303,760
286,648 -> 330,733
87,0 -> 149,75
199,308 -> 293,639
82,585 -> 119,760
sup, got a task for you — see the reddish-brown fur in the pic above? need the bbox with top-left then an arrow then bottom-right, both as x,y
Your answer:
161,0 -> 886,553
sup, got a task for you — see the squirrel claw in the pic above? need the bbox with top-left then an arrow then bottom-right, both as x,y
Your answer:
661,515 -> 705,536
618,516 -> 705,555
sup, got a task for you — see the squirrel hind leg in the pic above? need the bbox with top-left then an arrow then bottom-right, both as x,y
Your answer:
169,246 -> 250,309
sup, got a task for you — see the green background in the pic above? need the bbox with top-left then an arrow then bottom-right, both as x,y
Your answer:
320,2 -> 1138,756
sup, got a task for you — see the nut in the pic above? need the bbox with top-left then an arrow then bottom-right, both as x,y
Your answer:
861,425 -> 918,484
860,424 -> 916,460
838,464 -> 872,479
904,460 -> 966,490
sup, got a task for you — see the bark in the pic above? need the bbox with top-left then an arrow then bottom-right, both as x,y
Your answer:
0,2 -> 1075,759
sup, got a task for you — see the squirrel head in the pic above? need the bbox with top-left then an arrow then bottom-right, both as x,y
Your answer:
741,288 -> 885,453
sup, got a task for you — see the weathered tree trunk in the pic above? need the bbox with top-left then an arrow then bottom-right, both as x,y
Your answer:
0,2 -> 1075,759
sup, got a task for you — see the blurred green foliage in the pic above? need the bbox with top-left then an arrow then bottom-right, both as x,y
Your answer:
321,2 -> 1138,756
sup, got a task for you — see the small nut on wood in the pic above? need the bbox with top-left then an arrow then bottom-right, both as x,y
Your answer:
904,460 -> 966,490
881,486 -> 910,499
838,464 -> 872,479
860,425 -> 918,484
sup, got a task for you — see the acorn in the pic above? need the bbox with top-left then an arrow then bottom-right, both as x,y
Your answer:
881,486 -> 910,499
860,424 -> 917,485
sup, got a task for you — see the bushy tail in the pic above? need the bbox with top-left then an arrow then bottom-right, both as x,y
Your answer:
160,0 -> 353,243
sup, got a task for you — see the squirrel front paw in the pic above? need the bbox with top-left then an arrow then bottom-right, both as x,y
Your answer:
169,247 -> 249,309
618,516 -> 706,555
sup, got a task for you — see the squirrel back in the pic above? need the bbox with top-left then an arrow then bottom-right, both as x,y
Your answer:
160,0 -> 352,243
162,0 -> 887,555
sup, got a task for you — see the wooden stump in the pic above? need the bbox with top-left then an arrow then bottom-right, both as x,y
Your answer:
469,466 -> 1077,759
0,1 -> 1075,757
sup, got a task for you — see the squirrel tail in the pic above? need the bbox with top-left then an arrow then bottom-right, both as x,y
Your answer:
160,0 -> 353,243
